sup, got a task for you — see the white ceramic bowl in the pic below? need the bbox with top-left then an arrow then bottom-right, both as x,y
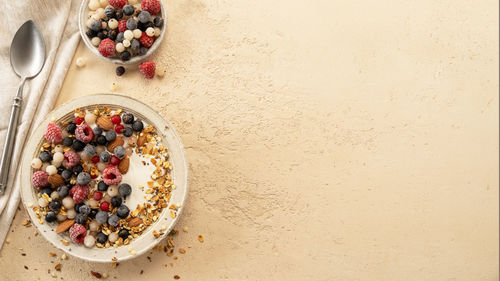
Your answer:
78,0 -> 167,64
20,94 -> 188,262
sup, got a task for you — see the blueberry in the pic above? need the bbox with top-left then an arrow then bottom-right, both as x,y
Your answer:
93,127 -> 103,136
96,211 -> 108,224
90,20 -> 101,32
130,38 -> 140,51
77,172 -> 91,185
39,187 -> 52,195
126,18 -> 137,30
61,169 -> 72,181
116,32 -> 124,43
100,151 -> 111,162
45,211 -> 57,223
97,181 -> 108,191
107,214 -> 120,227
84,144 -> 96,156
116,205 -> 130,218
120,51 -> 131,61
57,166 -> 66,175
57,185 -> 70,197
105,130 -> 116,142
96,232 -> 108,244
72,164 -> 83,174
138,11 -> 151,23
66,122 -> 77,134
115,9 -> 123,20
132,120 -> 143,132
123,4 -> 134,16
154,17 -> 164,28
97,31 -> 106,40
108,29 -> 117,41
139,47 -> 149,56
118,183 -> 132,197
118,229 -> 129,239
104,6 -> 115,18
143,21 -> 154,30
39,151 -> 52,162
110,196 -> 122,207
89,208 -> 98,219
96,135 -> 107,145
75,213 -> 87,225
79,204 -> 91,215
122,113 -> 134,124
122,126 -> 133,137
116,66 -> 125,76
114,146 -> 126,159
75,203 -> 84,213
62,137 -> 73,147
72,140 -> 85,151
49,200 -> 62,212
86,29 -> 97,38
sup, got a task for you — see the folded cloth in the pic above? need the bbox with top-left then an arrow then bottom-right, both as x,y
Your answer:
0,0 -> 81,250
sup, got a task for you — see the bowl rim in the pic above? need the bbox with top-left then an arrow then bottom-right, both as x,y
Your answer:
78,0 -> 167,65
20,93 -> 188,262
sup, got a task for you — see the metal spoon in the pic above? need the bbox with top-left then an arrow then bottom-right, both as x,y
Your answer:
0,20 -> 46,195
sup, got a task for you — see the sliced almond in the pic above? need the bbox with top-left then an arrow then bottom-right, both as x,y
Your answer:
128,217 -> 143,227
118,156 -> 130,174
48,174 -> 64,187
107,136 -> 124,152
56,219 -> 75,234
96,115 -> 114,131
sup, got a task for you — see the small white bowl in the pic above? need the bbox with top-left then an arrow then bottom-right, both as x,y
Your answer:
78,0 -> 167,64
20,94 -> 188,262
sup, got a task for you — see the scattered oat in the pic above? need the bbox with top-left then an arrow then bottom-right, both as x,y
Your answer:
49,251 -> 57,257
102,272 -> 108,278
54,263 -> 61,271
179,248 -> 186,254
61,239 -> 70,246
22,220 -> 31,227
182,227 -> 188,232
51,272 -> 57,278
110,83 -> 118,91
6,237 -> 11,243
91,270 -> 102,278
61,254 -> 67,260
198,235 -> 204,243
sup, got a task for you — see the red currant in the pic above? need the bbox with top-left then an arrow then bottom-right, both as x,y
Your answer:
115,124 -> 124,134
100,201 -> 110,211
75,117 -> 84,125
111,115 -> 121,124
93,191 -> 103,201
90,173 -> 98,179
110,156 -> 120,165
92,155 -> 100,164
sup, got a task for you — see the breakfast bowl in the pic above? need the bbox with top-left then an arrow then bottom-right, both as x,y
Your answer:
78,0 -> 167,64
20,94 -> 188,262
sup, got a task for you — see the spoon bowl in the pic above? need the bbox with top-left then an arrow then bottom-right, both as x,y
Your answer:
10,20 -> 46,78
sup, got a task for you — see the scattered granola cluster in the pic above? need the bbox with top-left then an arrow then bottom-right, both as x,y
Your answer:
30,106 -> 177,249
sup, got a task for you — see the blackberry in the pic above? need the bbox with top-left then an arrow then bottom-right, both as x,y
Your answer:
39,151 -> 52,162
123,126 -> 133,137
72,164 -> 83,175
110,196 -> 122,207
75,213 -> 87,225
57,185 -> 70,197
116,205 -> 130,218
154,17 -> 164,28
45,211 -> 57,223
72,140 -> 85,151
39,187 -> 52,196
62,137 -> 73,147
116,66 -> 125,76
66,122 -> 77,134
49,200 -> 62,212
123,4 -> 134,16
61,169 -> 72,181
96,232 -> 108,244
97,181 -> 108,191
120,51 -> 131,61
122,113 -> 134,124
118,183 -> 132,197
93,126 -> 103,136
104,6 -> 115,18
96,135 -> 107,145
118,229 -> 129,239
89,208 -> 98,219
105,130 -> 116,142
86,29 -> 97,38
132,120 -> 143,132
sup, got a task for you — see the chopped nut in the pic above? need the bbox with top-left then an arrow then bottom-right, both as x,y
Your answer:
54,263 -> 61,271
48,252 -> 57,257
174,275 -> 180,279
90,270 -> 102,278
198,235 -> 204,243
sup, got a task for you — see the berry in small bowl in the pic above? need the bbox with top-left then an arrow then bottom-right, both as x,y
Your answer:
79,0 -> 166,64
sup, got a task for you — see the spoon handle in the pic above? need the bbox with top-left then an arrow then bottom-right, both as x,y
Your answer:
0,78 -> 25,195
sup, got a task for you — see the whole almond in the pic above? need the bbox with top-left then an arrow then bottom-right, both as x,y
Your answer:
96,115 -> 114,131
56,219 -> 75,234
118,156 -> 130,174
48,174 -> 64,187
128,217 -> 143,227
137,133 -> 147,147
107,136 -> 124,152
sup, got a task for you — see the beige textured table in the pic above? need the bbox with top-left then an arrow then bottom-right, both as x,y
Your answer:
0,0 -> 498,280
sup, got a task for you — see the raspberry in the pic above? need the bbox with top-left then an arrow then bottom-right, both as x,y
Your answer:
75,123 -> 94,143
69,223 -> 87,244
102,166 -> 122,185
139,61 -> 155,79
44,122 -> 63,144
109,0 -> 127,9
118,20 -> 127,33
141,0 -> 161,15
139,32 -> 154,48
32,171 -> 49,189
70,184 -> 90,204
98,38 -> 115,57
64,150 -> 81,167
